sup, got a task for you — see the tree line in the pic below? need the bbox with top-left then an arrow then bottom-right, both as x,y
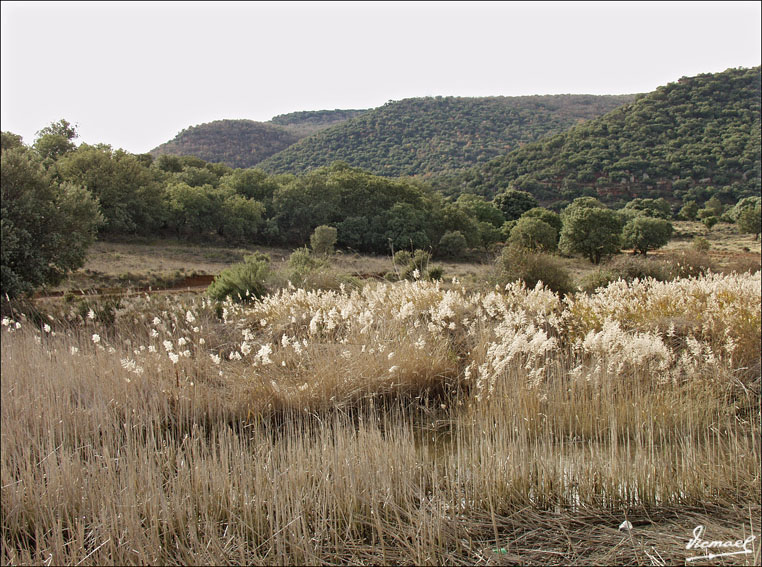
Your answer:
2,119 -> 760,299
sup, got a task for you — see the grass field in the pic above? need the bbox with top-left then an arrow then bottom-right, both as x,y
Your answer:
44,221 -> 762,297
2,223 -> 760,565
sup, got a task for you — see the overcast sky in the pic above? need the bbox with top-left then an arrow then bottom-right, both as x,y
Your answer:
2,1 -> 760,154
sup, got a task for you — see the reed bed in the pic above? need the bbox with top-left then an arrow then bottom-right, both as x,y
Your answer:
2,272 -> 760,565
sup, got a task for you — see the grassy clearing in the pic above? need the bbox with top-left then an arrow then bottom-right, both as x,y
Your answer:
49,220 -> 760,298
2,272 -> 760,565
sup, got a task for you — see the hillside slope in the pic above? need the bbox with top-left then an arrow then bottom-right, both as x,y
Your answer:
150,109 -> 368,169
257,94 -> 636,177
459,66 -> 761,206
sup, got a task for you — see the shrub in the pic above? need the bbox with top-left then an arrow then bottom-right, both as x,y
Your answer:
426,266 -> 444,281
702,216 -> 719,230
494,245 -> 574,295
280,247 -> 357,291
621,216 -> 673,255
507,217 -> 558,252
438,230 -> 468,258
310,225 -> 338,256
692,236 -> 711,251
559,199 -> 623,264
207,252 -> 271,303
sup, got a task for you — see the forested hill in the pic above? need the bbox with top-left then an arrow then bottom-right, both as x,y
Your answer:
149,109 -> 368,169
257,94 -> 636,177
457,66 -> 761,206
270,109 -> 369,137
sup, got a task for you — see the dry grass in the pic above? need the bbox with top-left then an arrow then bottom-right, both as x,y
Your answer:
2,274 -> 760,565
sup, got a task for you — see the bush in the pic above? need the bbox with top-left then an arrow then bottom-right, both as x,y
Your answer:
692,236 -> 711,251
702,216 -> 719,230
310,225 -> 338,256
494,245 -> 574,295
621,216 -> 673,255
507,217 -> 558,252
207,252 -> 271,303
438,230 -> 468,258
281,247 -> 357,291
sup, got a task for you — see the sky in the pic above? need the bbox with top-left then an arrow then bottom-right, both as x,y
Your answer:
1,1 -> 760,154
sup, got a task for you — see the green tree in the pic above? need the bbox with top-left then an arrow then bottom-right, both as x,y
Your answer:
559,199 -> 623,264
218,193 -> 265,243
622,216 -> 673,255
310,225 -> 338,255
702,216 -> 719,230
623,198 -> 672,219
1,131 -> 24,152
493,189 -> 538,221
437,230 -> 468,258
736,203 -> 761,240
678,200 -> 699,221
33,119 -> 78,162
55,144 -> 166,234
508,216 -> 558,252
1,147 -> 102,298
520,207 -> 562,237
455,193 -> 505,227
164,182 -> 215,237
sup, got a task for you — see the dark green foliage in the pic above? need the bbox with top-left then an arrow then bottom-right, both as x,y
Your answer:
493,189 -> 539,221
520,207 -> 562,236
736,203 -> 761,239
272,163 -> 441,253
702,216 -> 719,230
1,147 -> 102,298
507,217 -> 558,252
207,253 -> 271,303
310,225 -> 338,255
1,131 -> 24,152
623,198 -> 672,219
678,200 -> 700,220
494,245 -> 574,295
55,144 -> 166,234
33,119 -> 78,162
559,199 -> 623,264
164,182 -> 265,244
259,95 -> 634,178
460,67 -> 761,204
438,230 -> 468,258
622,216 -> 673,255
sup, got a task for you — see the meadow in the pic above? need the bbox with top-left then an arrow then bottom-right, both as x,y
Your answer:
2,255 -> 760,564
1,222 -> 760,565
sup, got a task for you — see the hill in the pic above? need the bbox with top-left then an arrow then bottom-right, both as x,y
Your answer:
149,109 -> 368,169
257,94 -> 636,177
458,66 -> 761,207
271,109 -> 369,137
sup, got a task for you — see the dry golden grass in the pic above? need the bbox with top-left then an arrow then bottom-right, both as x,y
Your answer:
2,273 -> 760,565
